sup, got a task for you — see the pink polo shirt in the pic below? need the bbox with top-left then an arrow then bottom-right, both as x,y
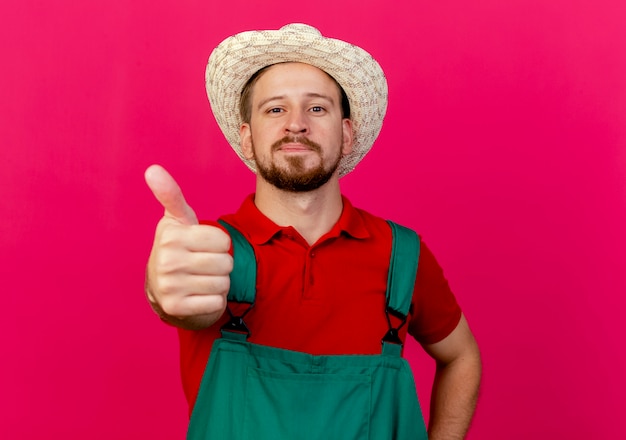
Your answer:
178,195 -> 462,412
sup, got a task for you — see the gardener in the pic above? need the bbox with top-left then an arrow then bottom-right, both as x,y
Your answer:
145,23 -> 481,439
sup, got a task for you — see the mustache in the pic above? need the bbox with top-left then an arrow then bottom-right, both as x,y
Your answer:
271,136 -> 322,153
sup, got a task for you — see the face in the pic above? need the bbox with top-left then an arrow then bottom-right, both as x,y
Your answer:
240,63 -> 353,192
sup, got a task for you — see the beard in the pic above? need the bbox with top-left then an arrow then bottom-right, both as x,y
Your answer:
253,136 -> 343,192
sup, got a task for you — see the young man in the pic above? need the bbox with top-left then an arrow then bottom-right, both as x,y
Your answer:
145,24 -> 481,439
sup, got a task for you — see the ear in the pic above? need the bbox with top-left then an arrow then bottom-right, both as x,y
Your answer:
341,118 -> 354,155
240,123 -> 254,159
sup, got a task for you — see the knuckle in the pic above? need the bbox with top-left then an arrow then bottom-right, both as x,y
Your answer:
213,294 -> 228,312
220,235 -> 232,253
210,275 -> 230,295
209,253 -> 234,273
156,251 -> 182,274
211,228 -> 232,253
223,254 -> 234,273
158,227 -> 182,248
159,295 -> 181,317
153,276 -> 177,298
194,224 -> 231,252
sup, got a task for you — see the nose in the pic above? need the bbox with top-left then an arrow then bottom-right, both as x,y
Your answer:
285,108 -> 308,135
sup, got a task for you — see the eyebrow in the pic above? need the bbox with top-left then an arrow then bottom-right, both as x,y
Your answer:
256,93 -> 336,110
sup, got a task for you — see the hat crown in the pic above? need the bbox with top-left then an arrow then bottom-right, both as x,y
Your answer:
280,23 -> 321,36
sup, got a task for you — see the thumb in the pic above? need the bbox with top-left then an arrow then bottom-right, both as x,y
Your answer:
144,164 -> 199,225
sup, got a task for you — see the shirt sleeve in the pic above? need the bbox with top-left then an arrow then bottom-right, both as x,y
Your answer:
408,240 -> 462,345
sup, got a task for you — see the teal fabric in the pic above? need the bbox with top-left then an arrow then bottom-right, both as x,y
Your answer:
188,337 -> 427,439
218,219 -> 257,304
187,221 -> 427,440
386,221 -> 420,316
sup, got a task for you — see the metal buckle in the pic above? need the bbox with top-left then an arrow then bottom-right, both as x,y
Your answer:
220,304 -> 253,337
381,307 -> 407,346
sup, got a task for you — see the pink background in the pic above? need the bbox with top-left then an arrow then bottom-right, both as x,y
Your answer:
1,1 -> 625,438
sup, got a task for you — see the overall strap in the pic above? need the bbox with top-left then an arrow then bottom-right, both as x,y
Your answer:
218,218 -> 420,352
217,220 -> 257,339
382,221 -> 420,356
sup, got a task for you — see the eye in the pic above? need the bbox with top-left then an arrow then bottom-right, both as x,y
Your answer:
268,107 -> 283,113
310,106 -> 324,113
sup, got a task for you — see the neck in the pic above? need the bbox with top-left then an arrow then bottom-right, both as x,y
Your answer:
253,176 -> 344,245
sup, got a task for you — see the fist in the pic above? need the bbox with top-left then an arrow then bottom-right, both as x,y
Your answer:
144,165 -> 233,329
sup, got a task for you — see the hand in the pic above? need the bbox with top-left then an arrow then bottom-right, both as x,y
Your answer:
144,164 -> 233,329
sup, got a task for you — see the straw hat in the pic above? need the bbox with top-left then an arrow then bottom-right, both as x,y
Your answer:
205,23 -> 388,177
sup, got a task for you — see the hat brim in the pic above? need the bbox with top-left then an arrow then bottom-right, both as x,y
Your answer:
205,23 -> 388,177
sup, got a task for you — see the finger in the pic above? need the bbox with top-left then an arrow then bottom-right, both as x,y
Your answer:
157,249 -> 234,276
163,290 -> 228,317
157,223 -> 231,253
145,164 -> 199,225
186,252 -> 234,275
180,224 -> 232,253
154,272 -> 230,300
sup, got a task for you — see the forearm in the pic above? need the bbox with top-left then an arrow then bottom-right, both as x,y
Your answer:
428,345 -> 482,439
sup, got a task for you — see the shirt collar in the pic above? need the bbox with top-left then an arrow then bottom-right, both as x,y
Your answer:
230,194 -> 370,245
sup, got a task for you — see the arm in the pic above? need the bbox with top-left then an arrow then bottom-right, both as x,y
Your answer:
422,314 -> 481,439
144,165 -> 233,330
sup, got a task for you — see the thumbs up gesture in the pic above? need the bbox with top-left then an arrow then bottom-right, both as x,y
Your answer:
144,165 -> 233,329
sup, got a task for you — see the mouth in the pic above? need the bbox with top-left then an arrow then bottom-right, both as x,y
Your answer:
277,143 -> 314,153
272,136 -> 322,154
